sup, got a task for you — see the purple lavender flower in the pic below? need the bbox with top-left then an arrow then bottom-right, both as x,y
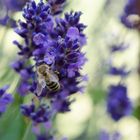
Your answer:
0,15 -> 16,27
107,41 -> 132,121
121,0 -> 140,29
109,66 -> 130,77
12,1 -> 87,139
13,0 -> 86,109
107,84 -> 132,121
0,85 -> 13,114
32,122 -> 56,140
99,131 -> 122,140
0,0 -> 28,27
51,94 -> 73,112
21,102 -> 51,123
111,44 -> 129,52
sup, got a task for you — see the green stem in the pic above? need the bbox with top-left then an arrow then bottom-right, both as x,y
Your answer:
0,27 -> 8,55
22,121 -> 32,140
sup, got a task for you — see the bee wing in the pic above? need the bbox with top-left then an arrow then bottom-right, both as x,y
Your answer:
49,71 -> 59,82
38,78 -> 46,88
36,76 -> 46,96
36,82 -> 44,96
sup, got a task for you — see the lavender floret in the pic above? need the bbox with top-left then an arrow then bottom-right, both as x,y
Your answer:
107,84 -> 132,121
0,86 -> 13,114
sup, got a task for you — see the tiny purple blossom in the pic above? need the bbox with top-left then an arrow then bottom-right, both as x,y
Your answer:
0,86 -> 13,114
109,66 -> 130,77
21,103 -> 52,123
66,27 -> 80,40
111,44 -> 129,52
33,33 -> 46,46
17,81 -> 30,96
0,85 -> 9,96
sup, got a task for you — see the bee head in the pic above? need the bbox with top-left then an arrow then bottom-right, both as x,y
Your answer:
37,63 -> 50,75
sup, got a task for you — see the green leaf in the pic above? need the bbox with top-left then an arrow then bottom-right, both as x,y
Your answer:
133,105 -> 140,120
22,123 -> 35,140
0,113 -> 26,140
0,94 -> 26,140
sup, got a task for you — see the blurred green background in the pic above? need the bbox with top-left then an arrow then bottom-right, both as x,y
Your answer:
0,0 -> 140,140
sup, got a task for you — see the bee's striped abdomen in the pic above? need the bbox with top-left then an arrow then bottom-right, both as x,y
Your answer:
46,81 -> 60,92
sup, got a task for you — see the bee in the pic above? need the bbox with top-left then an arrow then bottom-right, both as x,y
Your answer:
36,63 -> 60,96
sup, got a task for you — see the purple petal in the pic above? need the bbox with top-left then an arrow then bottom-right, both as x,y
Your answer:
66,27 -> 79,40
33,33 -> 46,45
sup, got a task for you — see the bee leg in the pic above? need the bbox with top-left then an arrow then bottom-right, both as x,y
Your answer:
54,71 -> 60,75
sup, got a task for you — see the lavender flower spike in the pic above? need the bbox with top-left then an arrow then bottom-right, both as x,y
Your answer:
0,85 -> 13,114
12,0 -> 87,138
13,0 -> 87,111
107,84 -> 132,121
